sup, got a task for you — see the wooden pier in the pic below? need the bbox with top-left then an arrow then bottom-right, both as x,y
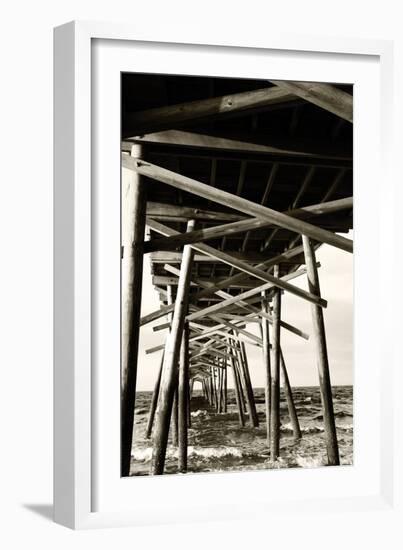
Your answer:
121,74 -> 353,475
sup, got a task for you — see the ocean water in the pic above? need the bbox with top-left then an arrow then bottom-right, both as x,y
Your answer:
130,386 -> 353,476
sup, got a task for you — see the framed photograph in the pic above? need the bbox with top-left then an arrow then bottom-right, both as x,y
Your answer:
54,21 -> 396,529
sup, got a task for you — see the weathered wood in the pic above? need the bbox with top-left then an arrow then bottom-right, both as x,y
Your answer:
141,242 -> 310,329
123,86 -> 295,135
239,341 -> 259,427
223,363 -> 228,413
271,81 -> 353,123
145,351 -> 164,439
229,343 -> 245,427
121,144 -> 147,477
145,196 -> 353,253
178,322 -> 189,472
186,266 -> 313,321
146,201 -> 245,223
152,275 -> 259,289
280,349 -> 302,439
151,221 -> 196,475
302,235 -> 340,465
261,292 -> 272,447
146,218 -> 327,307
149,250 -> 280,263
122,156 -> 353,253
270,265 -> 281,460
165,263 -> 309,340
124,129 -> 352,160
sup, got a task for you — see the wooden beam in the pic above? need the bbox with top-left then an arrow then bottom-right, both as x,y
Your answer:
121,144 -> 147,477
146,218 -> 327,308
148,250 -> 283,263
123,128 -> 351,160
123,86 -> 296,135
186,267 -> 310,322
271,81 -> 353,123
145,196 -> 353,253
302,235 -> 340,465
122,156 -> 353,253
152,275 -> 259,289
146,201 -> 245,223
164,263 -> 309,340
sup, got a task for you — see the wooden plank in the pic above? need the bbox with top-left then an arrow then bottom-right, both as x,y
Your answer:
123,86 -> 296,135
271,81 -> 353,123
122,156 -> 353,253
123,129 -> 352,160
146,218 -> 327,308
121,144 -> 147,477
302,235 -> 340,465
145,196 -> 353,253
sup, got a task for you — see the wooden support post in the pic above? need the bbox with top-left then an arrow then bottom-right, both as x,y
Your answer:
209,375 -> 214,406
223,362 -> 228,413
280,349 -> 302,439
166,284 -> 178,446
178,322 -> 189,472
171,389 -> 178,446
187,378 -> 191,427
150,220 -> 196,475
261,291 -> 272,447
213,367 -> 219,411
236,341 -> 259,427
145,351 -> 164,439
302,235 -> 340,465
270,265 -> 281,460
229,345 -> 245,427
121,144 -> 147,477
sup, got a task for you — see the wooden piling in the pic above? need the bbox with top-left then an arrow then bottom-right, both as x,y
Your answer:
171,389 -> 179,446
280,349 -> 302,439
178,322 -> 189,472
121,144 -> 147,477
223,363 -> 228,413
151,220 -> 196,475
236,341 -> 259,427
145,351 -> 164,439
270,265 -> 281,460
302,235 -> 340,465
261,291 -> 272,447
229,345 -> 245,427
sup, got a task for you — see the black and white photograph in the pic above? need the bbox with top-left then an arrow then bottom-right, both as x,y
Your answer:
121,73 -> 353,477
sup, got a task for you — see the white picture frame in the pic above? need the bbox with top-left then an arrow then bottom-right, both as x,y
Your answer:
54,20 -> 397,530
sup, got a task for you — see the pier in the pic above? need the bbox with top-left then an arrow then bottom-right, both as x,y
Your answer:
121,75 -> 353,476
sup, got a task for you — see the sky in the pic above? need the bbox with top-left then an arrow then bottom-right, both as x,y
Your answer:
135,231 -> 353,391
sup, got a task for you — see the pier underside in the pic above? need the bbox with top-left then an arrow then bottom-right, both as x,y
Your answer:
121,73 -> 353,476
